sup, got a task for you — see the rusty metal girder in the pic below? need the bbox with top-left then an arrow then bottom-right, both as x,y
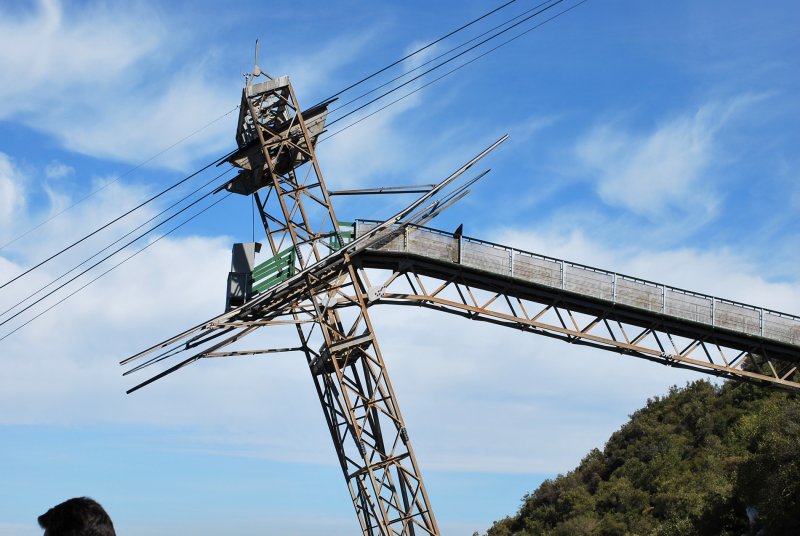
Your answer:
232,75 -> 439,536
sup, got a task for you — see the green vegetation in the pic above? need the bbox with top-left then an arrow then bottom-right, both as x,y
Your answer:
484,379 -> 800,536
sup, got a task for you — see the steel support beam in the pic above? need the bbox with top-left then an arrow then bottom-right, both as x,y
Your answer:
227,75 -> 439,535
349,252 -> 800,392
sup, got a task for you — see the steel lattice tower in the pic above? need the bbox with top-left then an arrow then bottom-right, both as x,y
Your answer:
206,73 -> 440,535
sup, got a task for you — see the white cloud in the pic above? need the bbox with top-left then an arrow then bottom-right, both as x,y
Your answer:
0,0 -> 234,170
507,114 -> 559,148
0,153 -> 27,232
49,67 -> 237,170
0,1 -> 401,172
4,173 -> 797,477
575,95 -> 763,219
0,176 -> 239,425
0,0 -> 162,117
44,161 -> 74,180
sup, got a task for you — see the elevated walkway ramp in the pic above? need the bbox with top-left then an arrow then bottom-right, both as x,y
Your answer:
351,220 -> 800,386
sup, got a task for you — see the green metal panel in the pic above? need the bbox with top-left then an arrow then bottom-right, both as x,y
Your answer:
329,222 -> 355,251
252,246 -> 296,295
252,224 -> 354,296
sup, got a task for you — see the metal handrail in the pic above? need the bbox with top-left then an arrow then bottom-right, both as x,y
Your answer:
354,219 -> 800,329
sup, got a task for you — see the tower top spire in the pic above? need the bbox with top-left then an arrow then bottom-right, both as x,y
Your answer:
246,39 -> 272,90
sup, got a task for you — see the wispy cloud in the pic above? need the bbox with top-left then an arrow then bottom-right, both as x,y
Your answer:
574,95 -> 765,220
0,1 -> 395,172
0,153 -> 27,231
0,0 -> 163,117
3,171 -> 797,476
44,161 -> 74,180
0,0 -> 234,170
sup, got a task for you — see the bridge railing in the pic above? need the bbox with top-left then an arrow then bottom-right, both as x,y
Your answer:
354,220 -> 800,347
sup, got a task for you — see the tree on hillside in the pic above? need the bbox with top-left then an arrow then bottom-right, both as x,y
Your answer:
484,379 -> 800,536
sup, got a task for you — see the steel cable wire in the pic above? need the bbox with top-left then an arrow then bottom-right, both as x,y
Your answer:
312,0 -> 520,107
0,181 -> 233,329
0,105 -> 240,253
322,0 -> 588,140
0,193 -> 233,344
325,0 -> 566,129
0,0 -> 590,338
0,0 -> 548,290
0,151 -> 236,291
327,0 -> 555,116
0,168 -> 234,321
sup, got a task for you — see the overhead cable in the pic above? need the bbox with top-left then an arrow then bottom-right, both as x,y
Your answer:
326,0 -> 566,129
0,193 -> 233,343
0,104 -> 239,253
315,0 -> 520,106
0,168 -> 234,321
0,151 -> 233,291
328,0 -> 556,116
0,181 -> 231,329
322,0 -> 586,139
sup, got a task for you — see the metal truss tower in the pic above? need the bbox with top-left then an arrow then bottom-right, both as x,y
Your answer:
121,70 -> 800,535
213,73 -> 439,535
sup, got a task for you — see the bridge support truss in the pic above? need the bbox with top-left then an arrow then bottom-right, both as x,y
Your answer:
349,246 -> 800,392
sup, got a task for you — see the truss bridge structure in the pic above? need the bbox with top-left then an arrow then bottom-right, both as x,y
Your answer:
121,71 -> 800,536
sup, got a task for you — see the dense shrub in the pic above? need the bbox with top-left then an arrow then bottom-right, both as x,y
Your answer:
485,379 -> 800,536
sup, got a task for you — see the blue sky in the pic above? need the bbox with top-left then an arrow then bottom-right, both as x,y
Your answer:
0,0 -> 798,534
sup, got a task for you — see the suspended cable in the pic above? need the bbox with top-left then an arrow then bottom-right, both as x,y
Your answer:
326,0 -> 566,129
0,151 -> 234,292
0,193 -> 233,343
328,0 -> 555,116
0,105 -> 239,253
314,0 -> 520,106
0,168 -> 234,321
322,0 -> 587,141
0,181 -> 230,329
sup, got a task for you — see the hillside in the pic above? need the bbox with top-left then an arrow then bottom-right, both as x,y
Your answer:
484,379 -> 800,536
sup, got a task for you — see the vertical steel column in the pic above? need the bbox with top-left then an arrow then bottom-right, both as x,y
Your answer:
612,273 -> 617,304
239,76 -> 439,536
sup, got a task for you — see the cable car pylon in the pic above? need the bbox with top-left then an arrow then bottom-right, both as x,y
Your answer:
122,67 -> 507,535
